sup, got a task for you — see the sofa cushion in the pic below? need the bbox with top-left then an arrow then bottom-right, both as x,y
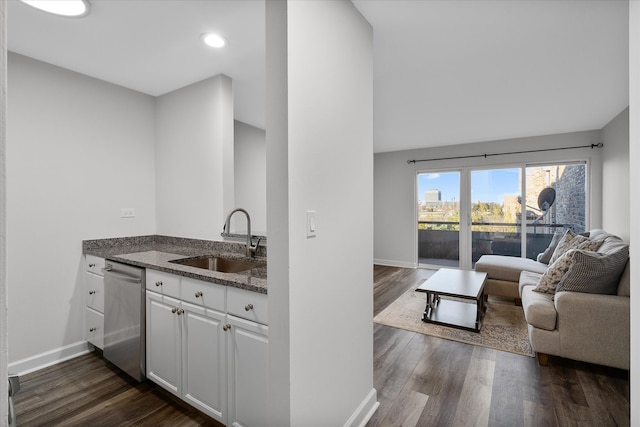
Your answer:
519,271 -> 542,297
618,260 -> 630,297
521,284 -> 557,331
534,250 -> 574,294
556,246 -> 629,295
475,255 -> 548,283
549,230 -> 604,264
597,235 -> 626,255
589,229 -> 614,242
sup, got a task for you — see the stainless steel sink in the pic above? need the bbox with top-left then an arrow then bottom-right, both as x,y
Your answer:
170,256 -> 262,273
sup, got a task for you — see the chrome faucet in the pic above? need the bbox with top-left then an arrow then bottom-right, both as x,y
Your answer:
223,208 -> 258,257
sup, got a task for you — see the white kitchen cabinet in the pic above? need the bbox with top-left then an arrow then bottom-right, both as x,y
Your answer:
147,269 -> 181,298
146,272 -> 228,424
145,269 -> 268,427
84,255 -> 105,349
146,291 -> 181,396
227,286 -> 268,325
85,307 -> 104,349
226,314 -> 268,427
182,301 -> 227,421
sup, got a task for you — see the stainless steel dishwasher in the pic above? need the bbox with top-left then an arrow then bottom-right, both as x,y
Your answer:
103,261 -> 146,382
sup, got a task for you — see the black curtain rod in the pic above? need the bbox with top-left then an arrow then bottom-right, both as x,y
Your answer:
406,142 -> 604,164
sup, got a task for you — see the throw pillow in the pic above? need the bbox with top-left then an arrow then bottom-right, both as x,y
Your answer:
533,249 -> 575,294
537,230 -> 590,264
548,230 -> 604,265
537,231 -> 564,264
556,246 -> 629,294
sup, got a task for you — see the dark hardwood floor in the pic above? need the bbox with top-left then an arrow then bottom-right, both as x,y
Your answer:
368,265 -> 630,427
13,351 -> 223,426
13,265 -> 629,426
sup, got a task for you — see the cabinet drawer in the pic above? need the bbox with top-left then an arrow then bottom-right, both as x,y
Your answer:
181,277 -> 225,311
227,287 -> 268,325
84,272 -> 104,313
85,307 -> 104,349
147,270 -> 181,298
85,255 -> 105,276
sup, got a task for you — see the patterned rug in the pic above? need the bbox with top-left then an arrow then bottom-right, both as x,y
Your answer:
374,283 -> 534,357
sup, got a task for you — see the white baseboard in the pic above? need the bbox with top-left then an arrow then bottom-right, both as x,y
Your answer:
374,258 -> 417,269
8,341 -> 92,376
343,388 -> 379,427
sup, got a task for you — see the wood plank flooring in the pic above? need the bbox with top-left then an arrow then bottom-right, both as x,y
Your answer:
13,265 -> 629,426
367,265 -> 630,427
14,351 -> 223,426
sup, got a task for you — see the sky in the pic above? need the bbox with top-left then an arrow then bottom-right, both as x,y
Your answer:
418,169 -> 521,203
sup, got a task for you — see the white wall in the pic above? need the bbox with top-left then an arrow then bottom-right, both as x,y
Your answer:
601,107 -> 630,241
628,2 -> 638,424
6,53 -> 157,364
155,75 -> 234,240
265,0 -> 290,421
266,1 -> 376,425
374,130 -> 603,267
234,120 -> 266,235
1,0 -> 8,421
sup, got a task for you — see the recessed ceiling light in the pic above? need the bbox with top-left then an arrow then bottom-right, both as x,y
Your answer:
19,0 -> 90,17
201,33 -> 227,49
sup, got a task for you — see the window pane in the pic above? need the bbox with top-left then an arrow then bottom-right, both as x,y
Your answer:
417,171 -> 460,268
471,168 -> 521,262
524,164 -> 586,258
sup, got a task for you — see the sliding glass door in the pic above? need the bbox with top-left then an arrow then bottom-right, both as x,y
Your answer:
417,171 -> 461,268
522,163 -> 587,258
417,161 -> 587,269
471,168 -> 521,264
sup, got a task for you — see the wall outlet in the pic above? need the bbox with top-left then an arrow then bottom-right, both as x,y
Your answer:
121,208 -> 136,218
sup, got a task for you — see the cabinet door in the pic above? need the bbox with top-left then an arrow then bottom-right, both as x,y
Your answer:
85,255 -> 105,276
227,315 -> 268,427
85,307 -> 104,349
146,291 -> 181,396
182,301 -> 227,424
227,286 -> 268,325
146,269 -> 181,298
84,271 -> 104,313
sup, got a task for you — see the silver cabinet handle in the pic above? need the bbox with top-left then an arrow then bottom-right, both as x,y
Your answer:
223,324 -> 231,331
89,290 -> 96,295
88,263 -> 96,268
245,303 -> 254,311
195,291 -> 203,298
171,307 -> 177,314
89,327 -> 96,332
171,307 -> 184,315
156,281 -> 163,287
177,309 -> 184,315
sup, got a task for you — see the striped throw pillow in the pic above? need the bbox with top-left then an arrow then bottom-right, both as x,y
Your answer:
556,247 -> 629,294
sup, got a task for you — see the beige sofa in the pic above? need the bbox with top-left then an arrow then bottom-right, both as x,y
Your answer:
475,255 -> 548,303
476,230 -> 630,369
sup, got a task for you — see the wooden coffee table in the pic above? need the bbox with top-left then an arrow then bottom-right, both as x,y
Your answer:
415,268 -> 488,332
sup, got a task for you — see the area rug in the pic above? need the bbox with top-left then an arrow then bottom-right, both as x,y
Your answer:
374,283 -> 534,357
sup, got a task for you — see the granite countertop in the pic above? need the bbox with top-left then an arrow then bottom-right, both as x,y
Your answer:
83,235 -> 267,294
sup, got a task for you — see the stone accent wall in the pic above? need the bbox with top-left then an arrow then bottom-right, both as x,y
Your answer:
522,164 -> 586,233
553,164 -> 587,232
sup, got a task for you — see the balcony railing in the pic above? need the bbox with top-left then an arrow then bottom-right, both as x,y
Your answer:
418,221 -> 569,264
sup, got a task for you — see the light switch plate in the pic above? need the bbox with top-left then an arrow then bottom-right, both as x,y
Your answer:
306,210 -> 317,238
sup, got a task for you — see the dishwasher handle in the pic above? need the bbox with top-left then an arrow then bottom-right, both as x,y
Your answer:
102,268 -> 142,284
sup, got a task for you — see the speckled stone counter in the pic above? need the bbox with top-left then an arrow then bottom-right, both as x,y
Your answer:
83,235 -> 267,294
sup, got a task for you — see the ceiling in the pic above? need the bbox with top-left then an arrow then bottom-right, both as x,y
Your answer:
7,0 -> 629,153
